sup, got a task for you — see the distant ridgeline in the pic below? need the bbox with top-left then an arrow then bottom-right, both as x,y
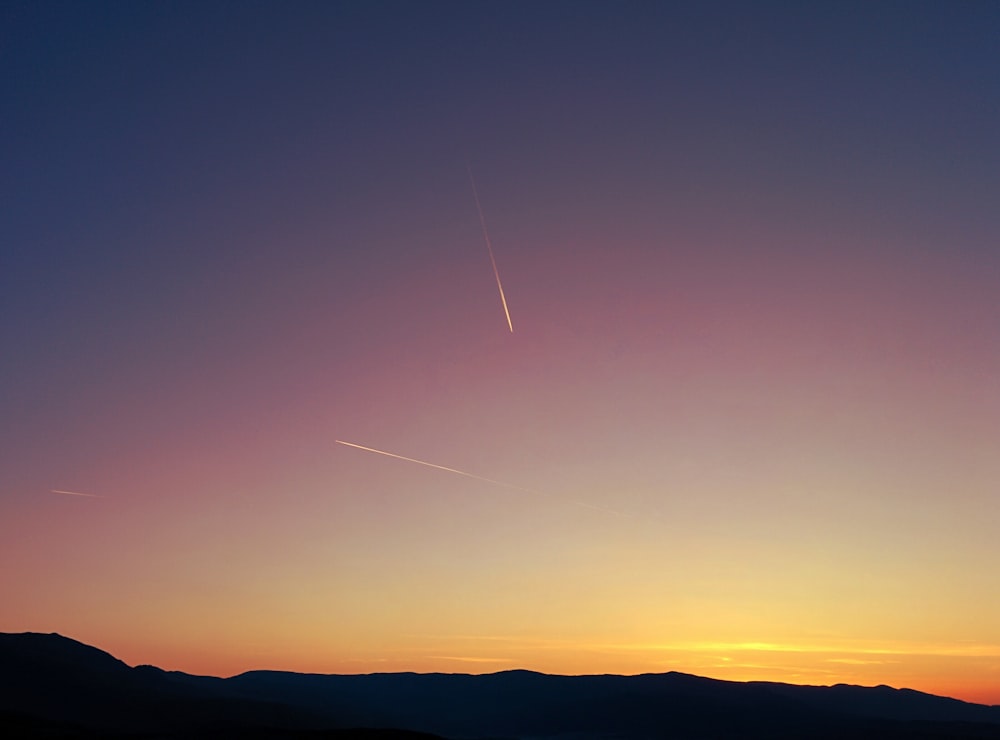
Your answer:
1,632 -> 999,739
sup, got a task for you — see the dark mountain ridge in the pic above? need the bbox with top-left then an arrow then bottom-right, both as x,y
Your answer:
2,632 -> 999,739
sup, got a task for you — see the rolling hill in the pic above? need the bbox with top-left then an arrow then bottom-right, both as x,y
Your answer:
2,632 -> 998,739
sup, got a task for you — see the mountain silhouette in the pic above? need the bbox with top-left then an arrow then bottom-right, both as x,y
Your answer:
0,632 -> 433,738
2,632 -> 999,739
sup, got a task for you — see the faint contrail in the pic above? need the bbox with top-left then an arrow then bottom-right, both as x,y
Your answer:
465,159 -> 514,333
336,439 -> 631,518
50,489 -> 102,498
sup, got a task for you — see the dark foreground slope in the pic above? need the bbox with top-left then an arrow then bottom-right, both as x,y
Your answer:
2,632 -> 1000,739
0,633 -> 439,739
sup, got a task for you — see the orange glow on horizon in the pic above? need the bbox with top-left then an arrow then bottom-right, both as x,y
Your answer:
5,3 -> 1000,718
90,632 -> 1000,705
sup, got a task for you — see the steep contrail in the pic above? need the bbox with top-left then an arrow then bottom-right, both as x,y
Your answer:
336,439 -> 631,518
50,489 -> 102,498
465,160 -> 514,333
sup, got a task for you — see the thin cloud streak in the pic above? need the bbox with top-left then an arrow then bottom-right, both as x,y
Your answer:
50,489 -> 102,498
591,641 -> 1000,659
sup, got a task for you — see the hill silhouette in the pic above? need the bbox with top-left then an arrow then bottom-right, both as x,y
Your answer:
2,632 -> 999,739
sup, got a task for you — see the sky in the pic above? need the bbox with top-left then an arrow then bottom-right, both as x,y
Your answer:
1,0 -> 999,705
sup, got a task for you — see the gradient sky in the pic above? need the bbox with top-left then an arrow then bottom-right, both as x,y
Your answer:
2,1 -> 999,704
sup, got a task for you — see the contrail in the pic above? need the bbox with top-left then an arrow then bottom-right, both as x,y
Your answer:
336,440 -> 531,492
336,439 -> 631,519
465,159 -> 514,333
50,489 -> 102,498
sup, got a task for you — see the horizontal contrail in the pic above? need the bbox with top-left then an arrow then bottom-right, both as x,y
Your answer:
336,440 -> 531,492
50,489 -> 102,498
336,439 -> 631,519
466,160 -> 514,333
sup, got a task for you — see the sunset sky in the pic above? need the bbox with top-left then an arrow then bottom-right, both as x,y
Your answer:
2,1 -> 999,704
